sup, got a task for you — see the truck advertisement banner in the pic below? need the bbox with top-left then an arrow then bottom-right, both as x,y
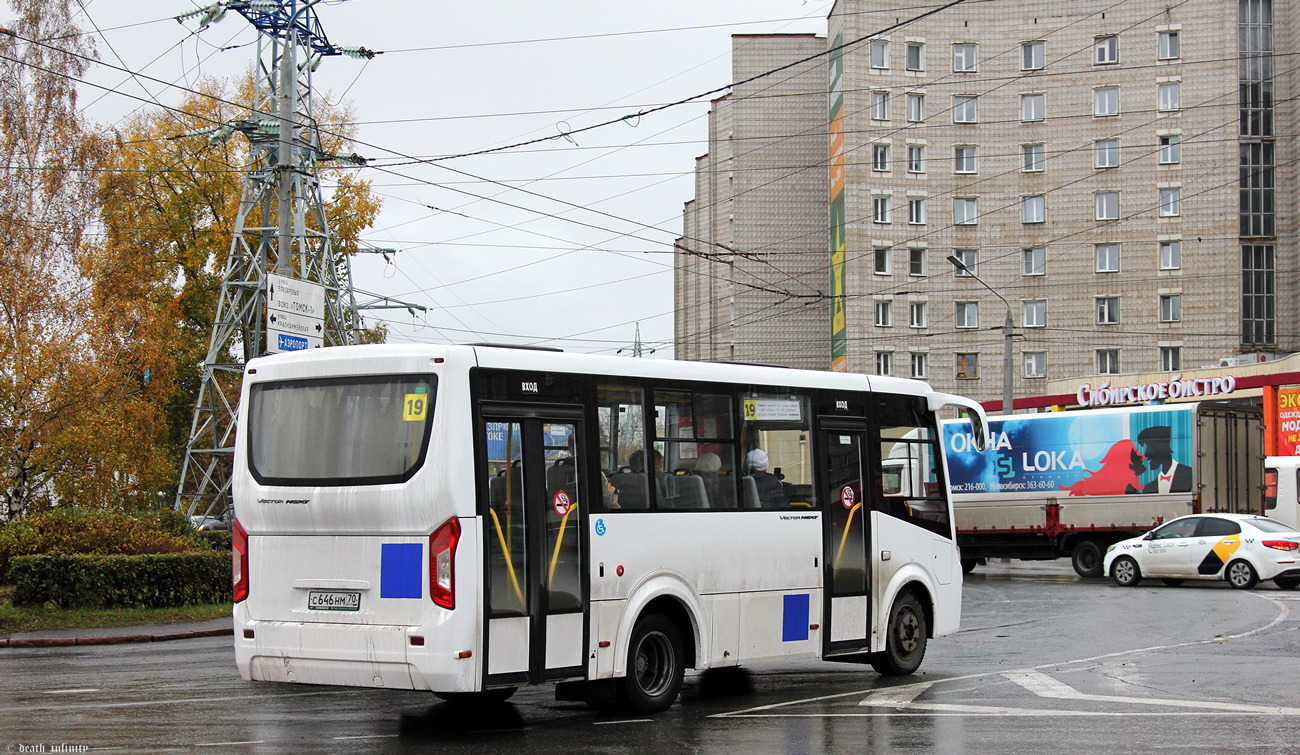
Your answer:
944,407 -> 1195,498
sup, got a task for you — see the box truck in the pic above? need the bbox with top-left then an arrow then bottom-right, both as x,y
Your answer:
1266,456 -> 1300,528
939,402 -> 1263,577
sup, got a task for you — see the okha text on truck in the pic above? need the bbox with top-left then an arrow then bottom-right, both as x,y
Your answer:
934,402 -> 1263,577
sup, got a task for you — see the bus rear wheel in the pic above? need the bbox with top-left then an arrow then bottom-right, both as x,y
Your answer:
870,591 -> 927,676
621,613 -> 684,714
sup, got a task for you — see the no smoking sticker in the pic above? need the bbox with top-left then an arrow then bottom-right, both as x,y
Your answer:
841,486 -> 856,509
553,490 -> 573,517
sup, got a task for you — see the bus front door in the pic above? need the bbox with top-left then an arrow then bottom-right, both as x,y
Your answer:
821,425 -> 872,653
481,412 -> 586,688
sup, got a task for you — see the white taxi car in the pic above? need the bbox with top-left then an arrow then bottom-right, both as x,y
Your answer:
1104,513 -> 1300,590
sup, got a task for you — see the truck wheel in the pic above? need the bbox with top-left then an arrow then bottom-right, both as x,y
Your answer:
620,613 -> 684,714
960,558 -> 978,575
1111,556 -> 1141,587
1071,540 -> 1103,578
1226,559 -> 1258,590
869,591 -> 927,676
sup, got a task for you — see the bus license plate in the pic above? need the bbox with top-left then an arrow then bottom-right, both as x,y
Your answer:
308,590 -> 361,611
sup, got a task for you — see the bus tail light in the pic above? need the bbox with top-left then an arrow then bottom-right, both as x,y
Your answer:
232,518 -> 249,603
430,518 -> 461,609
1263,540 -> 1299,552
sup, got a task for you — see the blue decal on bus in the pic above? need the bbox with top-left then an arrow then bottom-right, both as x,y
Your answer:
782,594 -> 810,641
595,518 -> 606,536
380,543 -> 423,599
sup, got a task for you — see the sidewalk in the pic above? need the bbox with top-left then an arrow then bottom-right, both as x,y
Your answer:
0,616 -> 233,648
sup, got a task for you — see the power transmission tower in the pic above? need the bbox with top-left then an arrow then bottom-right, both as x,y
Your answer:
175,1 -> 371,519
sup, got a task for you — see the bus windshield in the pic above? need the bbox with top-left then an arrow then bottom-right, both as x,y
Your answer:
248,374 -> 436,486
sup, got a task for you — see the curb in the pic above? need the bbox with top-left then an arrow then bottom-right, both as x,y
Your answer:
0,626 -> 232,649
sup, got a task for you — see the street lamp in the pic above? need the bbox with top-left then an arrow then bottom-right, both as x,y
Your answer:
946,255 -> 1015,414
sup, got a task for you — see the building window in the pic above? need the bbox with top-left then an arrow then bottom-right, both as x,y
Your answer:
1097,349 -> 1121,375
952,248 -> 977,276
1159,134 -> 1181,164
953,43 -> 977,72
910,301 -> 928,327
871,39 -> 889,69
1022,143 -> 1045,172
956,353 -> 979,379
1023,300 -> 1046,328
906,93 -> 924,122
1095,138 -> 1119,168
955,301 -> 979,328
911,352 -> 928,378
906,42 -> 924,71
953,95 -> 978,123
1022,40 -> 1045,70
875,300 -> 893,326
908,197 -> 926,225
874,195 -> 892,223
954,197 -> 978,225
1158,30 -> 1180,60
907,144 -> 925,173
1022,195 -> 1045,224
873,143 -> 890,171
1021,93 -> 1045,122
1096,296 -> 1120,324
909,248 -> 926,276
1024,351 -> 1047,378
1022,246 -> 1046,276
1240,140 -> 1275,237
1095,243 -> 1120,272
874,246 -> 891,274
1160,294 -> 1182,322
1160,240 -> 1181,269
1096,191 -> 1119,220
872,91 -> 889,120
1158,187 -> 1181,217
1160,346 -> 1182,371
1094,86 -> 1119,116
1242,244 -> 1275,346
876,351 -> 893,376
1095,35 -> 1119,64
954,145 -> 976,174
1158,81 -> 1181,112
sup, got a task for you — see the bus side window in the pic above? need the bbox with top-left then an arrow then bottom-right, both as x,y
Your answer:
739,389 -> 815,509
874,394 -> 951,538
597,383 -> 649,509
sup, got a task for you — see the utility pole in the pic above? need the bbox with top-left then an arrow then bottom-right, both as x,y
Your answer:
174,1 -> 372,519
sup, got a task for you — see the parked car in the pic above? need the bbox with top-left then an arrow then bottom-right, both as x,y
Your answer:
1104,513 -> 1300,590
190,508 -> 234,531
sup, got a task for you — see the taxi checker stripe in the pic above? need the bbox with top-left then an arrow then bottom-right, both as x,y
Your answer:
1196,536 -> 1242,576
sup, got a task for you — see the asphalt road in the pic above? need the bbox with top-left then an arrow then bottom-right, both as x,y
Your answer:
2,560 -> 1299,754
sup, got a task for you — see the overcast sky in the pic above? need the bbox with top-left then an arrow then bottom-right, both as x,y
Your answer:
69,1 -> 834,357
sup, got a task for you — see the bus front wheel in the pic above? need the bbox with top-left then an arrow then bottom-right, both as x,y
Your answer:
621,613 -> 684,714
870,591 -> 928,676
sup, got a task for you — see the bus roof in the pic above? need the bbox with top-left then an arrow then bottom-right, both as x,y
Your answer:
246,343 -> 936,398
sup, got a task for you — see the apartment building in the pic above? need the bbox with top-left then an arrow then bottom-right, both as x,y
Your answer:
676,0 -> 1293,407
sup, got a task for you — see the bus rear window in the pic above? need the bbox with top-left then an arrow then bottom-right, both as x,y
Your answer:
248,375 -> 436,486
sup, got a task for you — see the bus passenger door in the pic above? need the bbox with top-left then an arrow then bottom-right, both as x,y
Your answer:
480,411 -> 586,688
820,424 -> 871,653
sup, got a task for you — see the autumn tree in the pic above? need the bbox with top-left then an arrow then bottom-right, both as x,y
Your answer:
0,0 -> 107,520
90,75 -> 383,486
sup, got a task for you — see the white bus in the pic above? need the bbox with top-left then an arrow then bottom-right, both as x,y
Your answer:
231,344 -> 986,713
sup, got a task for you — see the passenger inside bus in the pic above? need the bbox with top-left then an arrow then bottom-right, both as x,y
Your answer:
745,449 -> 788,507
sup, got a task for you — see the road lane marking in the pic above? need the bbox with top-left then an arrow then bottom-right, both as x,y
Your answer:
857,681 -> 932,707
43,688 -> 99,694
1003,670 -> 1300,715
713,593 -> 1294,719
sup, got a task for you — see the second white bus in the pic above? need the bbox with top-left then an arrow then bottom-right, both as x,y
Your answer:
231,344 -> 987,713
